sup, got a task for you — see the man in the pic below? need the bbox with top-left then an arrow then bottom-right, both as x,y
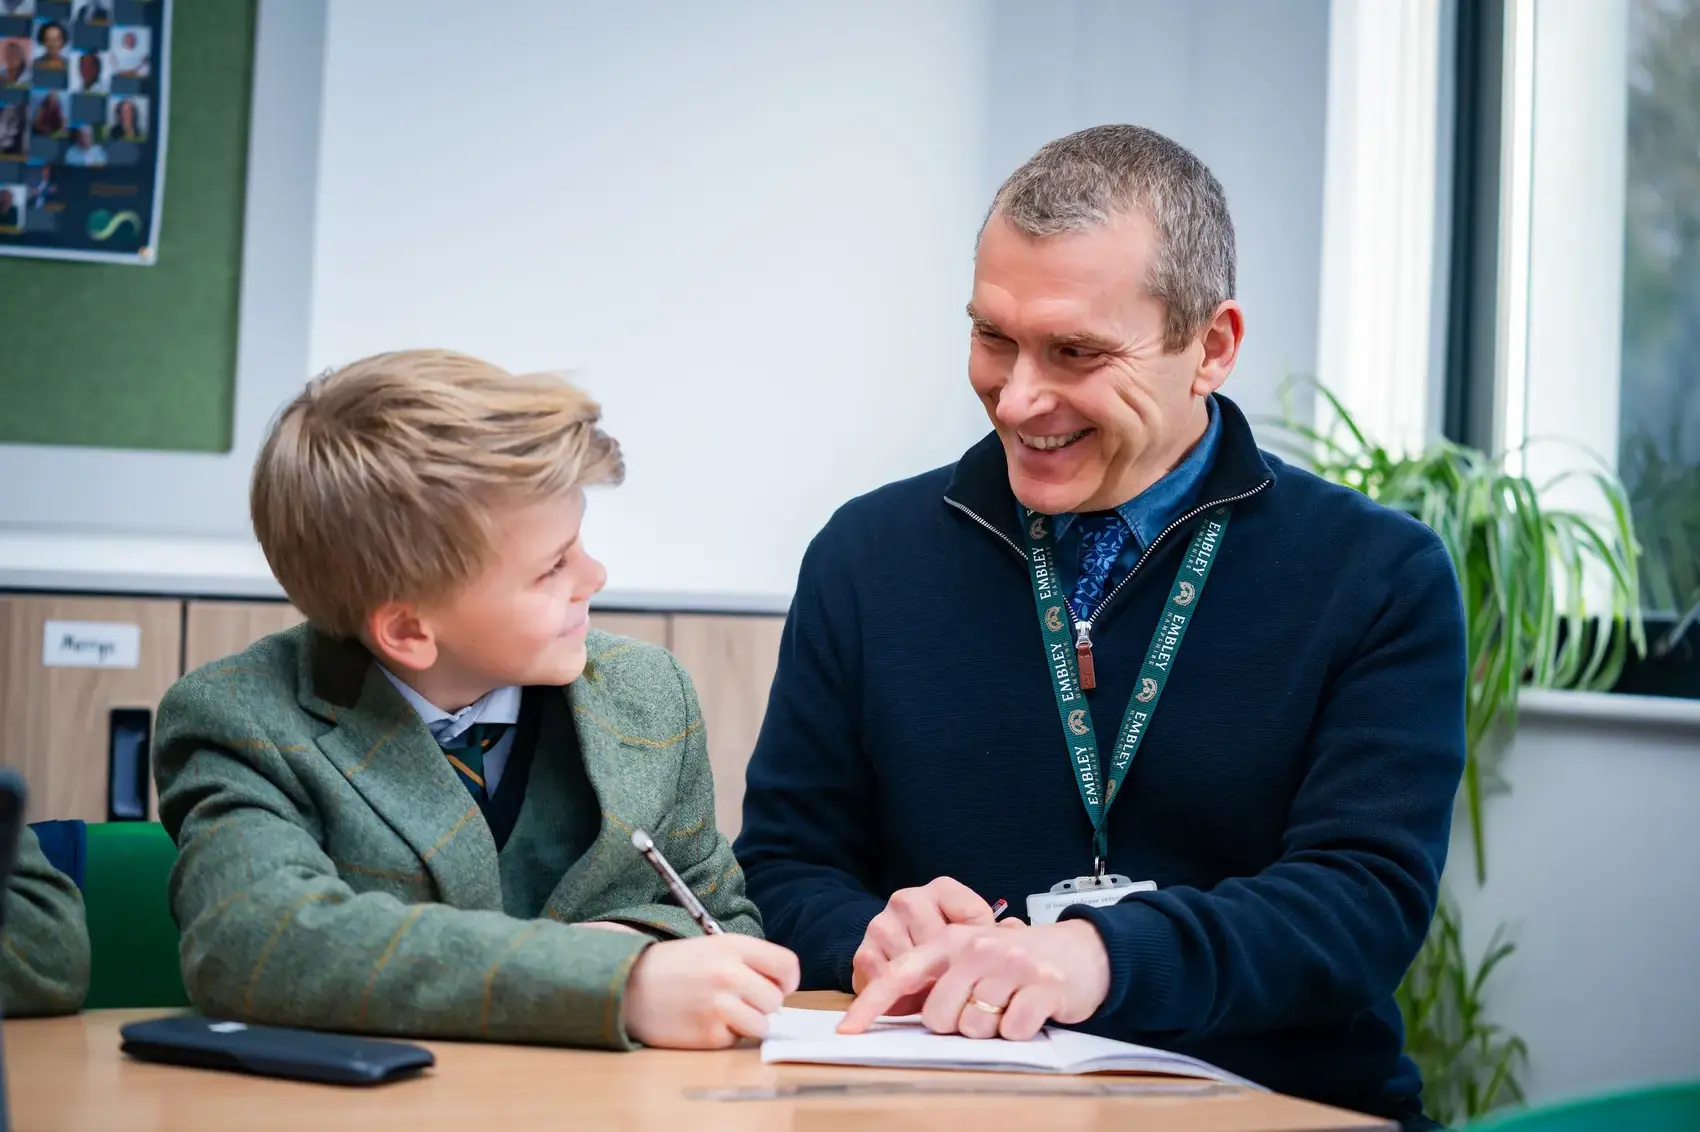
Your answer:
734,125 -> 1465,1131
110,29 -> 149,78
75,48 -> 103,93
27,162 -> 53,208
63,124 -> 105,167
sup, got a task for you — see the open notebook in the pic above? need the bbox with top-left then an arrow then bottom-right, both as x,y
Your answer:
761,1008 -> 1262,1089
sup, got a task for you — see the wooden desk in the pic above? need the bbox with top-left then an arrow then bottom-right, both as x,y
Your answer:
4,993 -> 1393,1132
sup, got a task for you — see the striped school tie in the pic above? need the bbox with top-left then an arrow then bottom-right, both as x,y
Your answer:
438,722 -> 511,805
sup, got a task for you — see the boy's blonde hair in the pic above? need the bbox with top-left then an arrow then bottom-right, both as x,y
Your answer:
251,349 -> 623,638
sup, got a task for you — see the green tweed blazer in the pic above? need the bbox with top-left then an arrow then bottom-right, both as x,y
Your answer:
153,625 -> 761,1050
2,824 -> 91,1017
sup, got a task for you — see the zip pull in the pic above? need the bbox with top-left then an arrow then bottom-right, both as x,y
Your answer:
1075,620 -> 1096,691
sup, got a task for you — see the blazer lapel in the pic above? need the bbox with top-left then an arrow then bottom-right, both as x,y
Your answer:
298,632 -> 504,912
541,669 -> 668,921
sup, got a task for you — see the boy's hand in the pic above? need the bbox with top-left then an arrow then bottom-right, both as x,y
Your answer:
579,922 -> 645,934
624,934 -> 801,1049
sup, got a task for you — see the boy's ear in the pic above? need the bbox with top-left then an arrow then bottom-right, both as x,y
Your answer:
364,601 -> 438,672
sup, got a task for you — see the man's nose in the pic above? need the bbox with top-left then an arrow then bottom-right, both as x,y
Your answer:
996,354 -> 1055,425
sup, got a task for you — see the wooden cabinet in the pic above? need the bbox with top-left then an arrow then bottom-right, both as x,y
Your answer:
0,589 -> 785,832
0,595 -> 183,822
590,612 -> 670,649
184,600 -> 305,671
669,615 -> 785,839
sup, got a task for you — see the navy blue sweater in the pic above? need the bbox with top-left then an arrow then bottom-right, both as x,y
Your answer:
734,396 -> 1466,1123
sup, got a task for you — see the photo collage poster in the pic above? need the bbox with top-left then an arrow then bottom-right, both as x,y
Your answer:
0,0 -> 170,264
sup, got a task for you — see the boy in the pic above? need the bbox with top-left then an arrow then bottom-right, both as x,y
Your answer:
2,824 -> 91,1017
154,350 -> 797,1049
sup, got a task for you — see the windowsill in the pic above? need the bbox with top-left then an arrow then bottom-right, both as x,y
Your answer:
1518,688 -> 1700,731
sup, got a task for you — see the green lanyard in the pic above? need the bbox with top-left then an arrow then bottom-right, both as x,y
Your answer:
1022,507 -> 1232,869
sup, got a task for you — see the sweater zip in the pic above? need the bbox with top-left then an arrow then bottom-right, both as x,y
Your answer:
944,496 -> 1025,560
945,477 -> 1273,687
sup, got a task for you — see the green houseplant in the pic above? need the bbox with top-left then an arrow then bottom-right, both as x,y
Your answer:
1268,382 -> 1646,1126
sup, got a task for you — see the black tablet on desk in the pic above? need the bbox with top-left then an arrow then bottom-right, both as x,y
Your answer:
119,1016 -> 435,1086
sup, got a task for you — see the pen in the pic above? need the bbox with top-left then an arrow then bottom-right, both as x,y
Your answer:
991,898 -> 1009,921
631,829 -> 724,935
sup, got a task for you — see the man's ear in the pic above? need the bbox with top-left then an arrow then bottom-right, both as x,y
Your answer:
364,601 -> 438,672
1192,300 -> 1244,397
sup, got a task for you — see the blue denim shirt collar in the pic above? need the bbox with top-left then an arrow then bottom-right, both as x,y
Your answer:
1051,395 -> 1222,551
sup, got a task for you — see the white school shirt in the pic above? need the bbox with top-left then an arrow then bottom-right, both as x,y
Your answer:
377,668 -> 522,795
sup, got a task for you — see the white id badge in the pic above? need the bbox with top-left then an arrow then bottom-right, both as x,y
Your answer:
1026,874 -> 1157,925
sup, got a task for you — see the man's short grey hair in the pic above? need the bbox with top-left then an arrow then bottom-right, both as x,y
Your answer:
986,124 -> 1235,352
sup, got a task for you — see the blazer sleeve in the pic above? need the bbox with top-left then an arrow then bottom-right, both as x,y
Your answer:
591,654 -> 764,940
1,825 -> 91,1017
154,675 -> 656,1050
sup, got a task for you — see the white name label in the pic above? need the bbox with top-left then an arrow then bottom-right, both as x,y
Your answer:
1026,879 -> 1157,925
42,621 -> 142,669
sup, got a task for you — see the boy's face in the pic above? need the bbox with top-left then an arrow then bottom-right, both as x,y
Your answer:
377,489 -> 607,702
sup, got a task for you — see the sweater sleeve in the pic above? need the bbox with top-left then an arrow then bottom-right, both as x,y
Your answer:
1064,537 -> 1466,1037
733,524 -> 886,991
1,825 -> 91,1017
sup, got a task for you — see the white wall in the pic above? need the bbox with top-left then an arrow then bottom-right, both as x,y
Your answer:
309,0 -> 1333,603
310,0 -> 994,602
0,0 -> 1335,606
1452,702 -> 1700,1105
987,0 -> 1331,429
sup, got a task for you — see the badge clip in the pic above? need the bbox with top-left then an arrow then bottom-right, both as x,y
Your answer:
1027,872 -> 1158,925
1049,872 -> 1138,895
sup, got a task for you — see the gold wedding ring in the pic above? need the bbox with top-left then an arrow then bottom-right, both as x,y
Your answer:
967,995 -> 1007,1015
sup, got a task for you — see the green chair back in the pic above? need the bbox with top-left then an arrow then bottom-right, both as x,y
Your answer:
81,821 -> 188,1010
1463,1081 -> 1700,1132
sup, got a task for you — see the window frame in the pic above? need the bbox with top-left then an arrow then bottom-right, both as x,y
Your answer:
1439,0 -> 1699,700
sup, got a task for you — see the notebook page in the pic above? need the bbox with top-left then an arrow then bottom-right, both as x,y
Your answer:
762,1008 -> 1065,1072
1044,1027 -> 1263,1089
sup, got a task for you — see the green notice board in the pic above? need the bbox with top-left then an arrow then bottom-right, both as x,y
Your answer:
0,0 -> 257,453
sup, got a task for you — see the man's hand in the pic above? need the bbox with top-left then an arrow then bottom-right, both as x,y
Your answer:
851,877 -> 1003,994
625,934 -> 801,1049
839,919 -> 1111,1041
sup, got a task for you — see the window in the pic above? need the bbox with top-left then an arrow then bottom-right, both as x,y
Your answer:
1442,0 -> 1699,698
1621,0 -> 1700,635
